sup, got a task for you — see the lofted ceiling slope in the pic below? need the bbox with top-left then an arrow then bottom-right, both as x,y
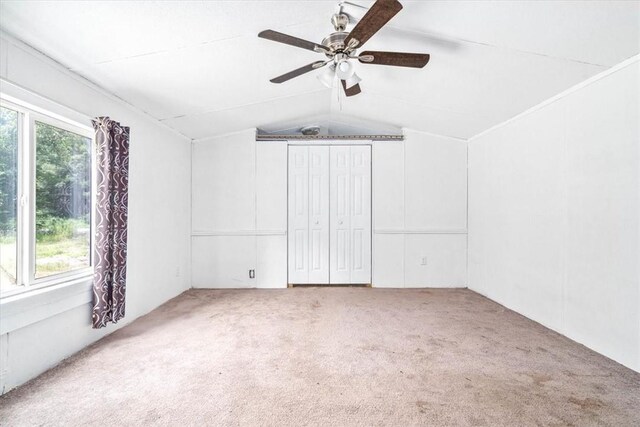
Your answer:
0,0 -> 638,140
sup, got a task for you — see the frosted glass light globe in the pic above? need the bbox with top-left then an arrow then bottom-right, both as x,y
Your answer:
336,60 -> 354,79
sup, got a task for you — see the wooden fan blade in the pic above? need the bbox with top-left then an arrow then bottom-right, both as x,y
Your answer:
342,80 -> 362,97
344,0 -> 403,50
270,61 -> 327,84
258,29 -> 329,53
358,51 -> 430,68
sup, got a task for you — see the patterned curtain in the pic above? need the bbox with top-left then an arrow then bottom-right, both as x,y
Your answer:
91,117 -> 130,329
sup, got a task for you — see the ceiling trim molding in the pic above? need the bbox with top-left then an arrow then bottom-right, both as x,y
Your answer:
469,54 -> 640,143
0,29 -> 191,142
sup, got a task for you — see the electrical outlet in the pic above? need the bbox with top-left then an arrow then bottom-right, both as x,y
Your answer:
249,269 -> 255,279
175,267 -> 181,277
420,257 -> 428,266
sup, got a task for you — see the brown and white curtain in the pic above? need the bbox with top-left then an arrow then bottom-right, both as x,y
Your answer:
91,117 -> 130,329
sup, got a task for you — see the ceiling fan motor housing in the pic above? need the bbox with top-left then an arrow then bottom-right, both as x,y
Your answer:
321,31 -> 350,56
331,13 -> 349,31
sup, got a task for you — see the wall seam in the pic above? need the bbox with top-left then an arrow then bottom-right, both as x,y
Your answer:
1,332 -> 8,394
561,101 -> 568,334
402,138 -> 406,288
468,55 -> 640,143
254,138 -> 258,285
466,139 -> 470,288
189,139 -> 194,289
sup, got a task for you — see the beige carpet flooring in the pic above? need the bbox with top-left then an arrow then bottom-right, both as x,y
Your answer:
1,288 -> 639,426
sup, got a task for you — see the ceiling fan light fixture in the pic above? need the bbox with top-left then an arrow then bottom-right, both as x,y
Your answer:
317,65 -> 336,88
343,72 -> 361,89
335,59 -> 354,80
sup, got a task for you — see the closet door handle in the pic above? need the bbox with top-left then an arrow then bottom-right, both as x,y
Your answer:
338,220 -> 343,225
314,220 -> 319,225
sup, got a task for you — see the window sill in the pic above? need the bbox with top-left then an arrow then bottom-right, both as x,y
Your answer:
0,275 -> 93,335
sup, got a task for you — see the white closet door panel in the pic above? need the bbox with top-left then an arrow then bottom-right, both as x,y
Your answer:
308,146 -> 330,283
288,146 -> 309,284
330,146 -> 352,283
290,145 -> 371,286
350,145 -> 372,284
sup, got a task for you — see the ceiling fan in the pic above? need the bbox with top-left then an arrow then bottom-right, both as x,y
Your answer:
258,0 -> 430,97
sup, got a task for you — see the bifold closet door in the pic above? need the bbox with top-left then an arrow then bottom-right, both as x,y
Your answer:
330,146 -> 372,284
288,146 -> 329,284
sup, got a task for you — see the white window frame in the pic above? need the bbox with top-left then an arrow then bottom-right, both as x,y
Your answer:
0,96 -> 95,298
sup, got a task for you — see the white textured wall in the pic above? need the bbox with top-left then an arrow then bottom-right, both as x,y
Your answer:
191,129 -> 467,288
373,130 -> 468,287
0,34 -> 192,393
468,58 -> 639,372
191,131 -> 288,288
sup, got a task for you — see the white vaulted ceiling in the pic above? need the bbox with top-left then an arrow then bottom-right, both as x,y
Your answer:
1,1 -> 638,140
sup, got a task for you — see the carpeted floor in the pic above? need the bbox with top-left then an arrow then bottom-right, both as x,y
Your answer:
1,288 -> 639,426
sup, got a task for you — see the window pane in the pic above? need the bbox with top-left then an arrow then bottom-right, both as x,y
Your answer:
35,121 -> 91,278
0,107 -> 19,292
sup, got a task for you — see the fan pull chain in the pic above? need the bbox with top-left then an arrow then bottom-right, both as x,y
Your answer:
335,75 -> 344,111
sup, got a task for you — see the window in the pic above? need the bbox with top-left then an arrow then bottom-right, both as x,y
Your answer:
0,107 -> 19,292
0,99 -> 94,296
